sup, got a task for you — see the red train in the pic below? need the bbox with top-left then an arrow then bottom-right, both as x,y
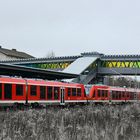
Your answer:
0,77 -> 140,106
88,85 -> 140,103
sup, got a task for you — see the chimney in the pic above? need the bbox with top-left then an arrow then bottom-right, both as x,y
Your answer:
12,48 -> 16,51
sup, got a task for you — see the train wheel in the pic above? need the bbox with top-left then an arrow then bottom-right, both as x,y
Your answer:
31,102 -> 39,108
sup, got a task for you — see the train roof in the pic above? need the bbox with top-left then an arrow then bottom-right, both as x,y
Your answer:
0,77 -> 83,87
91,84 -> 140,92
109,86 -> 140,92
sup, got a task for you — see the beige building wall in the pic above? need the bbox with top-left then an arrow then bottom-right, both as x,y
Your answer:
0,52 -> 19,60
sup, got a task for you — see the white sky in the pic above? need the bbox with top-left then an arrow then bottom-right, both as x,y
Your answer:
0,0 -> 140,58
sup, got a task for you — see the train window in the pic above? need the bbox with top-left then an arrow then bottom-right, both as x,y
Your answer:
119,92 -> 121,99
105,91 -> 108,97
16,84 -> 23,96
54,87 -> 59,100
112,91 -> 116,99
104,91 -> 107,97
132,93 -> 135,99
102,90 -> 105,97
122,92 -> 125,98
47,86 -> 53,99
72,88 -> 76,96
0,83 -> 2,99
116,91 -> 119,99
4,84 -> 12,99
130,92 -> 134,99
92,90 -> 96,98
68,88 -> 71,96
77,88 -> 81,96
100,90 -> 102,97
126,92 -> 129,97
130,92 -> 132,99
30,85 -> 37,96
98,90 -> 101,97
97,90 -> 99,97
40,86 -> 46,99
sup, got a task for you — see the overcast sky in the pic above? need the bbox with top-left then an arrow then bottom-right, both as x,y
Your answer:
0,0 -> 140,58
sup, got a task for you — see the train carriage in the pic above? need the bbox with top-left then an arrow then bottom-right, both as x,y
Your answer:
88,85 -> 140,103
0,77 -> 26,105
0,77 -> 87,106
87,85 -> 110,102
26,79 -> 86,105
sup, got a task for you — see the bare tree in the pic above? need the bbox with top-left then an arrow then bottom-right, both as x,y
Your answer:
108,76 -> 140,88
45,51 -> 55,58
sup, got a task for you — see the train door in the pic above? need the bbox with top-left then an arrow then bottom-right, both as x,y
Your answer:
109,90 -> 112,102
60,87 -> 65,105
0,83 -> 2,100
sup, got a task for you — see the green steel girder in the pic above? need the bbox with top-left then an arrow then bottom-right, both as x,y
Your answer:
100,61 -> 140,68
18,59 -> 140,72
21,61 -> 72,70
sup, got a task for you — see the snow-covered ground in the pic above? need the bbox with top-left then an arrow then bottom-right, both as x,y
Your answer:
0,104 -> 140,140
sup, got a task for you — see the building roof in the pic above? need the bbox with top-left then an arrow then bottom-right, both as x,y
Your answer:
0,63 -> 79,80
0,46 -> 34,59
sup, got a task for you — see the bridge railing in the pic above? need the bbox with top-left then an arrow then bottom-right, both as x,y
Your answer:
77,67 -> 98,84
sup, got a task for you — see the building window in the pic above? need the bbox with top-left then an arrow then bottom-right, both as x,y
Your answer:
16,84 -> 23,96
40,86 -> 46,99
47,86 -> 53,99
30,85 -> 37,96
4,84 -> 12,99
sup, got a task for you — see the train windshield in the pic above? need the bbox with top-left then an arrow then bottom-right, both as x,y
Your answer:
84,85 -> 92,95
